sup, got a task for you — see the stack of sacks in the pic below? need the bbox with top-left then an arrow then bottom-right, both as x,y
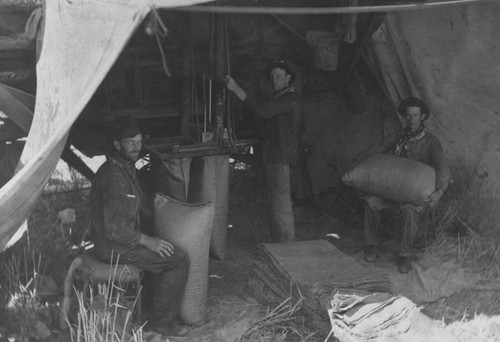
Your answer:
327,292 -> 417,342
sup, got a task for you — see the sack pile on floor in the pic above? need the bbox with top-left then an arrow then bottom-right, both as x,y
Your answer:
326,291 -> 417,342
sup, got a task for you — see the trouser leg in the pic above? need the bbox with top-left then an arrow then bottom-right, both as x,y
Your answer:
265,163 -> 295,242
364,200 -> 381,246
399,204 -> 420,257
122,246 -> 190,327
148,256 -> 189,327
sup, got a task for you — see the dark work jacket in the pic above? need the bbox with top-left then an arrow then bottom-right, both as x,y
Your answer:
396,132 -> 451,192
244,87 -> 300,166
378,130 -> 450,192
91,153 -> 143,261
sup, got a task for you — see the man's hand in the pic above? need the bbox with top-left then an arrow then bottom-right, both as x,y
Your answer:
139,234 -> 175,257
224,75 -> 247,101
427,188 -> 444,208
224,75 -> 238,91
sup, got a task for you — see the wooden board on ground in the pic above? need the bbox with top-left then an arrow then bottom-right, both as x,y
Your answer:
261,239 -> 390,291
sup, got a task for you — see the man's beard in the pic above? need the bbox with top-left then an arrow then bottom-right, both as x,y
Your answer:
121,149 -> 140,163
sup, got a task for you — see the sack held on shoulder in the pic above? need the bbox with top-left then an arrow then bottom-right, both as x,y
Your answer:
342,153 -> 436,206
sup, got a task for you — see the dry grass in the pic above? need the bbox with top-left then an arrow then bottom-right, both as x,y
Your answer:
426,188 -> 500,281
0,189 -> 100,340
241,294 -> 319,342
70,282 -> 143,342
419,182 -> 500,324
0,249 -> 47,337
445,313 -> 500,342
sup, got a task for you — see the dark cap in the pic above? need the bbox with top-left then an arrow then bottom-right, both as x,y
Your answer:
398,97 -> 430,120
265,59 -> 296,85
112,116 -> 142,140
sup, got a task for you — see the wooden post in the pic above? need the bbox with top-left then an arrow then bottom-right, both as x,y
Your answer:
0,0 -> 41,9
213,13 -> 226,146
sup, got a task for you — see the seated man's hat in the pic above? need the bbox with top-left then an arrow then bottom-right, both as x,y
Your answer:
398,97 -> 430,120
112,116 -> 142,140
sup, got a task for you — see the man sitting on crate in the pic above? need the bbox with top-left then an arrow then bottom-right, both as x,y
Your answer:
354,97 -> 450,273
91,116 -> 189,336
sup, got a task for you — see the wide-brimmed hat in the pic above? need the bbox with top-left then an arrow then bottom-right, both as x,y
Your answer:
112,116 -> 142,140
265,59 -> 296,85
398,97 -> 430,120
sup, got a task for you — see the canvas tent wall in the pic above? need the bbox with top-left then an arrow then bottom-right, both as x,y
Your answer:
364,2 -> 500,203
275,1 -> 500,211
0,0 -> 212,252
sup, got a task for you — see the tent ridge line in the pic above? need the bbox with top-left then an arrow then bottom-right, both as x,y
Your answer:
158,0 -> 498,15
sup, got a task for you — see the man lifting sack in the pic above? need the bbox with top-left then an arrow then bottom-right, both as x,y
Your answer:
345,97 -> 450,274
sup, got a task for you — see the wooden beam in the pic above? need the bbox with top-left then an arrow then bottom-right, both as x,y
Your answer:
270,14 -> 308,45
151,0 -> 213,9
0,119 -> 24,141
0,83 -> 34,132
0,83 -> 95,180
213,13 -> 225,146
0,0 -> 41,10
164,0 -> 498,14
61,147 -> 95,182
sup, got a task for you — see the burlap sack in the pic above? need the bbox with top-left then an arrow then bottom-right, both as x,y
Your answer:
152,158 -> 191,202
342,153 -> 435,206
188,155 -> 229,260
154,193 -> 214,326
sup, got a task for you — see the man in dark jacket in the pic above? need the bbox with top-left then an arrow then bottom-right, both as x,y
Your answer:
225,59 -> 300,242
91,116 -> 189,336
356,97 -> 450,273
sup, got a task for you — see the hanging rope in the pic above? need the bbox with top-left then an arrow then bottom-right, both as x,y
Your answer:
208,13 -> 214,126
147,6 -> 171,77
191,32 -> 201,143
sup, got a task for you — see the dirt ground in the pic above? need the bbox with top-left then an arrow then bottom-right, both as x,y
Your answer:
202,171 -> 500,341
2,168 -> 500,341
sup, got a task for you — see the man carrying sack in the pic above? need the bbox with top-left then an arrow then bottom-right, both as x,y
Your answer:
354,97 -> 450,273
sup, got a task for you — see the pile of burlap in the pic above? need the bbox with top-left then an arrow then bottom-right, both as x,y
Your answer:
326,291 -> 455,342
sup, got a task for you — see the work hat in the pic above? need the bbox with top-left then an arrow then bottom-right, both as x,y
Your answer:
398,97 -> 430,120
112,116 -> 142,140
265,59 -> 296,85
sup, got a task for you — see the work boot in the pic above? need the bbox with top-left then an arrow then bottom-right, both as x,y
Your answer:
364,245 -> 378,263
397,256 -> 412,274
